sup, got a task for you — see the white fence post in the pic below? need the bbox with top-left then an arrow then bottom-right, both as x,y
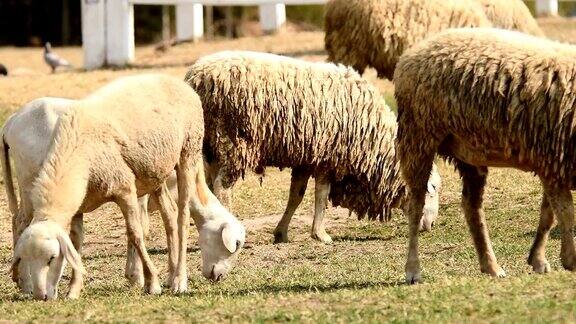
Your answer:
106,0 -> 135,66
176,3 -> 204,42
259,3 -> 286,33
81,0 -> 106,69
536,0 -> 558,16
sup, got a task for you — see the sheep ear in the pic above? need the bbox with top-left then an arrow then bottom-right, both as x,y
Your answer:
221,223 -> 238,253
57,231 -> 85,275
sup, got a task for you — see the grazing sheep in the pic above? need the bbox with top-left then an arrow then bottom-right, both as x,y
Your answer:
325,0 -> 544,80
185,51 -> 441,244
394,28 -> 576,284
477,0 -> 545,37
8,74 -> 245,300
1,98 -> 154,291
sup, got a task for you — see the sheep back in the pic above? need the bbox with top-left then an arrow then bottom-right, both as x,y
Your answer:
186,51 -> 403,220
395,28 -> 576,184
477,0 -> 544,37
324,0 -> 492,80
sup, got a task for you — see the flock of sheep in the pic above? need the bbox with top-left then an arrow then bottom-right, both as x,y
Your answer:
1,0 -> 573,301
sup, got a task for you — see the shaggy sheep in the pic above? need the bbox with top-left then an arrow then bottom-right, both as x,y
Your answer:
325,0 -> 543,80
477,0 -> 545,37
185,51 -> 441,244
8,74 -> 245,300
394,28 -> 576,284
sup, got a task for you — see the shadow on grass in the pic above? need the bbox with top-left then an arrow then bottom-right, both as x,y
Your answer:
333,235 -> 395,242
523,227 -> 562,240
83,246 -> 200,261
196,279 -> 405,298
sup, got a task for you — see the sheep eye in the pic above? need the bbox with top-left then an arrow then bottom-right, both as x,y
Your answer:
48,256 -> 55,265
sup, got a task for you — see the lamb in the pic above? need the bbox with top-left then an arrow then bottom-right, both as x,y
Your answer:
324,0 -> 543,80
2,98 -> 152,291
184,51 -> 441,244
7,74 -> 245,300
394,28 -> 576,284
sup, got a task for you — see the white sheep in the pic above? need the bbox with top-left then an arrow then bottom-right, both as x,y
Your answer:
7,74 -> 245,300
1,98 -> 153,291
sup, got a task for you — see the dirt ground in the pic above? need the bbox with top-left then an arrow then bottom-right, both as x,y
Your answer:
0,17 -> 576,322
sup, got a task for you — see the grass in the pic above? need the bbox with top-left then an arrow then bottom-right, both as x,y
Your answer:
1,19 -> 576,322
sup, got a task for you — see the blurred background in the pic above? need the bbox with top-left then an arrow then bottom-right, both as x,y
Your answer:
0,0 -> 327,46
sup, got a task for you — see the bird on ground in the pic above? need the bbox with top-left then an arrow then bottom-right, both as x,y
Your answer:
0,63 -> 7,76
43,42 -> 72,73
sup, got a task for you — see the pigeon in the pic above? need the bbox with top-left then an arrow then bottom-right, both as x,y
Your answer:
0,63 -> 7,76
43,42 -> 71,73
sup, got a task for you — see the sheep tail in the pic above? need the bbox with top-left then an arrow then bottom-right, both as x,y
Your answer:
0,131 -> 18,217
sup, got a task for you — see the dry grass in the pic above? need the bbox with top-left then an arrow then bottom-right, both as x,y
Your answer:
0,18 -> 575,322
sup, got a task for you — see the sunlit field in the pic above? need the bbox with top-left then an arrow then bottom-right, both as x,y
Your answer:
1,17 -> 576,322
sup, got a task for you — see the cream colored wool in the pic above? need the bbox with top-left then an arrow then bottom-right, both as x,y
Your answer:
395,27 -> 576,183
185,51 -> 403,220
325,0 -> 543,80
324,0 -> 492,80
477,0 -> 544,37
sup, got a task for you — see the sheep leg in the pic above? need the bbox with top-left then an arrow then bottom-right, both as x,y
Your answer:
311,173 -> 332,244
150,183 -> 179,287
542,183 -> 576,271
117,192 -> 161,295
124,195 -> 150,287
172,163 -> 193,294
402,154 -> 435,284
67,213 -> 84,299
527,193 -> 556,274
273,167 -> 311,243
458,163 -> 505,278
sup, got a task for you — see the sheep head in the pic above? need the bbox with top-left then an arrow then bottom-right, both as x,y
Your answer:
12,220 -> 84,301
196,204 -> 246,282
329,163 -> 442,230
190,178 -> 246,282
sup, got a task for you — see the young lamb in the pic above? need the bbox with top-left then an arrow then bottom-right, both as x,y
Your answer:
2,98 -> 155,291
8,74 -> 245,300
185,51 -> 441,244
394,28 -> 576,284
325,0 -> 543,80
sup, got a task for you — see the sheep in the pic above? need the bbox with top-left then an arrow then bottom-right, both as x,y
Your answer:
477,0 -> 545,37
8,74 -> 245,300
184,50 -> 441,244
394,27 -> 576,284
1,98 -> 153,291
324,0 -> 543,81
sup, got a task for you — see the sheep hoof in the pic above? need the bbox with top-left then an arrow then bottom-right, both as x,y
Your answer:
125,273 -> 145,288
145,281 -> 162,295
483,266 -> 506,278
531,260 -> 551,274
170,276 -> 188,294
311,231 -> 332,244
273,231 -> 289,244
66,290 -> 81,300
405,270 -> 421,285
